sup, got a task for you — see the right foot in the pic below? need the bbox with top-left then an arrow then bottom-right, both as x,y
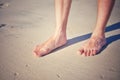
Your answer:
34,34 -> 67,57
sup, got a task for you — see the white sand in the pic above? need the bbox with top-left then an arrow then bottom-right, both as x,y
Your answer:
0,0 -> 120,80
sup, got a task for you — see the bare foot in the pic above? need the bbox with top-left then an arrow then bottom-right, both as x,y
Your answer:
34,34 -> 67,57
78,36 -> 106,56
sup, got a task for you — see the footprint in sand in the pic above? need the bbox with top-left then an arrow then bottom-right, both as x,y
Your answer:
0,24 -> 6,28
99,74 -> 105,79
108,67 -> 120,72
14,72 -> 19,76
56,74 -> 61,79
0,2 -> 9,8
13,72 -> 19,80
25,64 -> 29,67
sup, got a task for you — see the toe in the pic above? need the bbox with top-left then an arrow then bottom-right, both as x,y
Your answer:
34,45 -> 40,52
92,49 -> 97,55
79,47 -> 84,55
35,49 -> 47,57
90,49 -> 94,56
33,44 -> 44,54
87,49 -> 91,56
83,49 -> 87,56
37,47 -> 51,57
34,50 -> 40,57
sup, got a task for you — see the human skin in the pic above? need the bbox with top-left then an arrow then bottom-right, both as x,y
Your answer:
34,0 -> 115,57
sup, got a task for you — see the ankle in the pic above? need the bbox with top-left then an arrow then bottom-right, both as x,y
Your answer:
92,30 -> 105,38
91,33 -> 105,39
53,32 -> 66,40
54,29 -> 66,37
53,31 -> 67,46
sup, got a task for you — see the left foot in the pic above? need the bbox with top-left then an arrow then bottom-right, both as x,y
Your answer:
78,36 -> 106,56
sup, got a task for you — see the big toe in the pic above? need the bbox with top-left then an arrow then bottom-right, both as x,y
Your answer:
34,44 -> 44,54
34,48 -> 48,57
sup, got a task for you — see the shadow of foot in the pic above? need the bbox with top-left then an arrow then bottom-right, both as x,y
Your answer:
97,33 -> 120,55
45,22 -> 120,56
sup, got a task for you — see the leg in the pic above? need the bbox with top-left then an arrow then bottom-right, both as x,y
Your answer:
34,0 -> 72,57
79,0 -> 115,56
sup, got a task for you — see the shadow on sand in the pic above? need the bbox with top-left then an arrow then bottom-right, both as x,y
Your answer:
43,22 -> 120,56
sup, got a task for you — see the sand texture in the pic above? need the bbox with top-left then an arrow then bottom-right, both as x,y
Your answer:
0,0 -> 120,80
